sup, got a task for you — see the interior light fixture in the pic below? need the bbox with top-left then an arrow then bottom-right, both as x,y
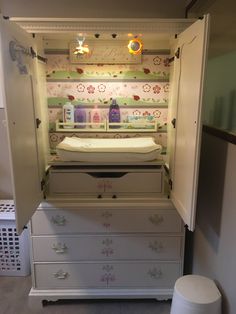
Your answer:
73,36 -> 89,55
127,37 -> 143,55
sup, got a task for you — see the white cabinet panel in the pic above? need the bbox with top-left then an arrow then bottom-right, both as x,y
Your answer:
169,15 -> 210,231
0,18 -> 43,233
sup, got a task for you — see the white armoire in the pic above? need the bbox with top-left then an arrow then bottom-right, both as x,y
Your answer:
0,15 -> 209,305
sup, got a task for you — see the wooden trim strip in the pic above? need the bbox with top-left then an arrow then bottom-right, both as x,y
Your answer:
203,124 -> 236,145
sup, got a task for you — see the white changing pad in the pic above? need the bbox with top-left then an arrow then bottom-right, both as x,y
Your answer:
56,137 -> 162,162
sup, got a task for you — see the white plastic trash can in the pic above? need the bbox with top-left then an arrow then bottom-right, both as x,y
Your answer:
170,275 -> 221,314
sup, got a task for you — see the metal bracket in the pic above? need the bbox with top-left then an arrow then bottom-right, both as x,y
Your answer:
168,47 -> 180,64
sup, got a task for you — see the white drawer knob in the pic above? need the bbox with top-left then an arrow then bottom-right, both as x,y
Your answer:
52,243 -> 68,254
53,269 -> 69,279
51,215 -> 67,226
148,268 -> 163,280
149,214 -> 164,225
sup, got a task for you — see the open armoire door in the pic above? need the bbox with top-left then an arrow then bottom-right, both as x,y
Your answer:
0,16 -> 43,234
169,15 -> 210,231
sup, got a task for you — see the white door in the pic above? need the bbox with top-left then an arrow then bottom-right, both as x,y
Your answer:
0,17 -> 43,233
169,15 -> 210,231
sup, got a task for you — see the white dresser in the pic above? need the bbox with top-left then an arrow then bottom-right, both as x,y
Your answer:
29,166 -> 184,303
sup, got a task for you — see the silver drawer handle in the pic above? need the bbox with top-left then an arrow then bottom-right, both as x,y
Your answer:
149,241 -> 164,253
52,243 -> 68,254
148,268 -> 163,280
53,269 -> 69,279
51,215 -> 67,226
149,214 -> 164,225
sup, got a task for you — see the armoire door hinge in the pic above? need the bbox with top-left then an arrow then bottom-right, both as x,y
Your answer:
169,179 -> 173,190
171,118 -> 176,129
175,47 -> 180,59
168,47 -> 180,64
40,179 -> 45,191
36,118 -> 41,128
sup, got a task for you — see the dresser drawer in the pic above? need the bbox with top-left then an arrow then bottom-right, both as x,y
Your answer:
32,235 -> 182,262
49,169 -> 163,197
34,262 -> 181,289
31,208 -> 182,235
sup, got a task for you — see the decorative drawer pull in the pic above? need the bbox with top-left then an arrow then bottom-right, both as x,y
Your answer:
149,214 -> 164,226
148,268 -> 163,280
51,215 -> 67,226
53,269 -> 69,279
102,238 -> 113,246
101,273 -> 115,284
101,247 -> 114,257
52,243 -> 68,254
102,264 -> 114,272
149,241 -> 164,253
104,180 -> 112,190
101,211 -> 113,219
97,182 -> 104,190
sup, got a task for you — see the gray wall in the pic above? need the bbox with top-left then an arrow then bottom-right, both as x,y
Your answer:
0,0 -> 186,18
190,1 -> 236,313
202,52 -> 236,132
193,135 -> 236,314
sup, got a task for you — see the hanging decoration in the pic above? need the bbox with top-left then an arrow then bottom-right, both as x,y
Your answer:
73,37 -> 89,55
127,38 -> 143,55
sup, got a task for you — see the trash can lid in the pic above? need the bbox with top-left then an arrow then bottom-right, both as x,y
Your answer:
175,275 -> 221,305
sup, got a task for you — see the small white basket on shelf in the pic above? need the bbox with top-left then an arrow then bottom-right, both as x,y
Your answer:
0,200 -> 30,276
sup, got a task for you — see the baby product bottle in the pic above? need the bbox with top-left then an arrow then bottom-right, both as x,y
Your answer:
109,98 -> 120,128
63,102 -> 74,129
74,105 -> 87,128
90,106 -> 101,128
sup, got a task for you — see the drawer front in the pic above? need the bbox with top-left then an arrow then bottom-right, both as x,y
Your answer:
104,172 -> 163,195
49,172 -> 104,195
32,235 -> 182,262
49,171 -> 163,196
34,262 -> 181,289
31,208 -> 182,235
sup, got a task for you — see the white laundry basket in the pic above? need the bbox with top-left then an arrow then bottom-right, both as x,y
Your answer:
0,200 -> 30,276
170,275 -> 221,314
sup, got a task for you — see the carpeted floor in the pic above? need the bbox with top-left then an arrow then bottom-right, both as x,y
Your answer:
0,276 -> 171,314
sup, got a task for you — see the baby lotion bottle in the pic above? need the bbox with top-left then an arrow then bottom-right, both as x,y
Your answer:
109,98 -> 120,128
63,102 -> 74,129
90,106 -> 101,128
74,105 -> 87,128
